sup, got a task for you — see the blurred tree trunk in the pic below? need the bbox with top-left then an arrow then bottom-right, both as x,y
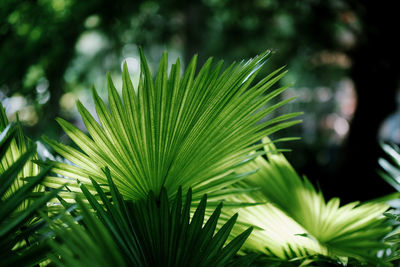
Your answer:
339,1 -> 400,202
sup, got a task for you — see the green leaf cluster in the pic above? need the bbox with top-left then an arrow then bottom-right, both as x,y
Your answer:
379,143 -> 400,193
47,168 -> 252,266
0,50 -> 394,266
41,49 -> 300,203
225,139 -> 390,264
378,143 -> 400,263
0,105 -> 61,266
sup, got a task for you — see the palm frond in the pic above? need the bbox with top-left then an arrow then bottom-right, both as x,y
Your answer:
378,143 -> 400,264
44,198 -> 127,267
0,117 -> 62,266
229,138 -> 390,263
225,192 -> 327,259
0,104 -> 41,210
379,142 -> 400,192
48,167 -> 253,266
42,50 -> 300,202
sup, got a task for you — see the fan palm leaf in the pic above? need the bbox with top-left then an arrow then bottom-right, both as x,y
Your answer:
41,49 -> 300,202
229,139 -> 390,263
47,167 -> 253,267
0,109 -> 62,266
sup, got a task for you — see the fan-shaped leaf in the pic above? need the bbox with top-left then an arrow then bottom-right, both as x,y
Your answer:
229,138 -> 390,263
43,50 -> 300,202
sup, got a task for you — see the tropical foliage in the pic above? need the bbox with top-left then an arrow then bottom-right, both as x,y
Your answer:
46,167 -> 252,266
379,143 -> 400,193
41,49 -> 301,203
0,51 -> 396,266
0,105 -> 41,210
227,139 -> 390,264
0,104 -> 61,266
378,143 -> 400,264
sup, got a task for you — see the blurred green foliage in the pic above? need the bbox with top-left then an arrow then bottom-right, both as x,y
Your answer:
0,0 -> 349,131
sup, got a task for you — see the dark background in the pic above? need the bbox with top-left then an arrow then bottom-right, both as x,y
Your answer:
1,0 -> 399,202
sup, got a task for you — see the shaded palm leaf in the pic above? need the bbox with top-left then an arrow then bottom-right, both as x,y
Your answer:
378,143 -> 400,264
379,143 -> 400,192
44,198 -> 127,267
380,213 -> 400,263
0,122 -> 61,266
48,167 -> 253,267
42,49 -> 300,202
229,139 -> 390,263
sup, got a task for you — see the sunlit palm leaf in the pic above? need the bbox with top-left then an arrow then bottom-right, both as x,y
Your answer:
0,104 -> 41,210
42,50 -> 300,202
224,191 -> 327,259
47,167 -> 253,266
230,139 -> 390,263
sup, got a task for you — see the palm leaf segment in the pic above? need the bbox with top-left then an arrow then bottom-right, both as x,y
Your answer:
378,143 -> 400,263
379,143 -> 400,193
43,50 -> 300,201
0,104 -> 61,266
0,104 -> 41,210
48,168 -> 253,267
231,139 -> 390,263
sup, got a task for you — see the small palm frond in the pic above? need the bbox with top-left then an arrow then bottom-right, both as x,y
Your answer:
229,139 -> 390,263
378,143 -> 400,263
380,213 -> 400,263
0,103 -> 41,210
44,198 -> 127,267
0,122 -> 62,266
42,49 -> 301,202
48,167 -> 253,267
379,142 -> 400,192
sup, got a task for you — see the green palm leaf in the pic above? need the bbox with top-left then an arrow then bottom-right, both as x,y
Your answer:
42,49 -> 300,202
378,143 -> 400,264
48,167 -> 253,267
379,143 -> 400,192
44,198 -> 127,267
0,104 -> 42,210
230,139 -> 390,263
0,106 -> 62,266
